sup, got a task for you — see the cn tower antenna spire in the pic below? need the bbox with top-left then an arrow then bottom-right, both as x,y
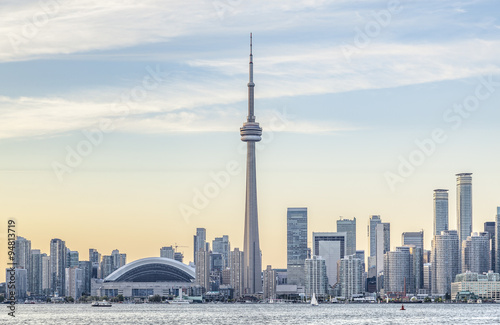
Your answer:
240,33 -> 262,295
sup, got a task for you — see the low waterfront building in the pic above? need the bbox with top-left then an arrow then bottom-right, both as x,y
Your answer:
451,271 -> 500,300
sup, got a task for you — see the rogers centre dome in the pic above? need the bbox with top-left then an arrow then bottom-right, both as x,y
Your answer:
104,257 -> 195,283
96,257 -> 196,298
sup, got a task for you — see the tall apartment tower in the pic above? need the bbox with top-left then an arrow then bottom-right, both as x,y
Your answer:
50,238 -> 67,296
384,247 -> 410,294
432,230 -> 459,296
193,228 -> 206,265
262,265 -> 276,300
337,217 -> 356,256
15,236 -> 32,292
195,250 -> 210,292
456,173 -> 473,245
375,223 -> 390,276
339,255 -> 363,299
30,249 -> 43,296
287,207 -> 308,286
462,232 -> 490,274
433,189 -> 449,236
496,207 -> 500,273
305,255 -> 329,298
230,248 -> 245,299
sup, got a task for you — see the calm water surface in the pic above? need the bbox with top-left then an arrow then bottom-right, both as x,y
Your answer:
3,303 -> 500,324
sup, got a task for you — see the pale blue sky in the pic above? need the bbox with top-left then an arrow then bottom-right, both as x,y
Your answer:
1,0 -> 500,268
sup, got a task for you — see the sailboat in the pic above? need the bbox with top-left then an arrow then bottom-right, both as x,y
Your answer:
311,293 -> 319,306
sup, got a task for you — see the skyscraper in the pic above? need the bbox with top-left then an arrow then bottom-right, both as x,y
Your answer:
423,263 -> 432,294
484,221 -> 496,272
230,248 -> 245,299
375,223 -> 390,277
313,232 -> 346,286
240,34 -> 263,295
337,217 -> 356,256
100,255 -> 113,279
67,250 -> 79,268
305,255 -> 329,298
287,207 -> 308,286
433,189 -> 449,236
461,232 -> 490,274
384,247 -> 410,294
432,230 -> 459,296
212,235 -> 230,268
89,249 -> 101,279
15,236 -> 31,292
456,173 -> 473,246
369,215 -> 382,257
195,250 -> 210,292
50,238 -> 66,296
30,249 -> 43,296
193,228 -> 207,265
402,230 -> 424,250
496,207 -> 500,273
339,255 -> 363,299
41,253 -> 51,295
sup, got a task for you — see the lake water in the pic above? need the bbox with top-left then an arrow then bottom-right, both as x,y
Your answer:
3,303 -> 500,324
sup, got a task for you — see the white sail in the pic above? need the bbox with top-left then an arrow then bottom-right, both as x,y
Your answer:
311,293 -> 319,306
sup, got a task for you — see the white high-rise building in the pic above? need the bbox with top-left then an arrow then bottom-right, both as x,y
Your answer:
432,230 -> 460,296
456,173 -> 473,262
50,238 -> 66,296
384,247 -> 410,294
305,256 -> 328,298
423,263 -> 432,293
193,228 -> 207,266
433,189 -> 449,236
339,255 -> 363,299
375,223 -> 390,278
65,267 -> 83,299
462,232 -> 490,274
41,254 -> 51,294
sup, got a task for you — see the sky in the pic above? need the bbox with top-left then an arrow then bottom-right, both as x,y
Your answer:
1,0 -> 500,277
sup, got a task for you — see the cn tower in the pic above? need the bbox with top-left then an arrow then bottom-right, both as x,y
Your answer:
240,33 -> 263,294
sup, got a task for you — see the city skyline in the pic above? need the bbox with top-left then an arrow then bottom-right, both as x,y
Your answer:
2,0 -> 500,278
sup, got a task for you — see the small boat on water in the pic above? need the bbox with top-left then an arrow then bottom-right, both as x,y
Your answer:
311,293 -> 319,306
91,300 -> 112,307
169,289 -> 191,305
